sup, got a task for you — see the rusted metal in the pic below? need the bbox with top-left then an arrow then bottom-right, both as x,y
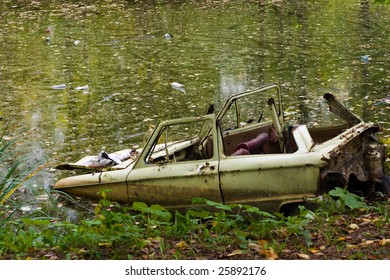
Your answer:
364,142 -> 384,180
53,83 -> 389,212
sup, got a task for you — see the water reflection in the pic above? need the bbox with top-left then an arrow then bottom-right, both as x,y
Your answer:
0,0 -> 389,189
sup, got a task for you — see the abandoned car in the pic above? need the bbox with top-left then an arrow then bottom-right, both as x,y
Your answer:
54,83 -> 389,213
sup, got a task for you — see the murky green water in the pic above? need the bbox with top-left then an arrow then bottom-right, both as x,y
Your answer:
1,0 -> 389,190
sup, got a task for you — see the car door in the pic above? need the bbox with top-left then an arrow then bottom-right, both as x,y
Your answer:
216,84 -> 320,211
126,115 -> 222,210
218,152 -> 322,212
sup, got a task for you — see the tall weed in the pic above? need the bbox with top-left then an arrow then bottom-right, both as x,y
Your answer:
0,126 -> 45,228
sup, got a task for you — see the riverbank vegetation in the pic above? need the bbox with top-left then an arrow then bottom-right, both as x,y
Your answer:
0,188 -> 389,260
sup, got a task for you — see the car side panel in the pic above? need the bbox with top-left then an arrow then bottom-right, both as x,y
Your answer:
126,160 -> 222,210
54,169 -> 130,201
219,153 -> 323,212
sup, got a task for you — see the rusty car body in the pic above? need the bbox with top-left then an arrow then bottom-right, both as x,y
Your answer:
54,83 -> 389,212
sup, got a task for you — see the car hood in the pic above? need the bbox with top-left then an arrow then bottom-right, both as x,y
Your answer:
55,148 -> 141,171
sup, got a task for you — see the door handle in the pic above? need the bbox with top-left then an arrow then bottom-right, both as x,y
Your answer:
198,164 -> 206,174
197,163 -> 215,174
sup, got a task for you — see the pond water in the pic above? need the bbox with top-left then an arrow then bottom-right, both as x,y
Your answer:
1,0 -> 389,194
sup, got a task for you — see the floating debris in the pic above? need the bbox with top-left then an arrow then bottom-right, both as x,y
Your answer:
94,92 -> 121,105
46,25 -> 53,45
51,84 -> 66,90
163,33 -> 173,40
124,132 -> 145,140
360,55 -> 370,63
373,95 -> 390,106
45,25 -> 53,34
75,85 -> 89,91
171,82 -> 186,93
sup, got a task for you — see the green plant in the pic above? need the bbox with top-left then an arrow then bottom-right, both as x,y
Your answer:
0,126 -> 45,229
0,190 -> 387,260
328,187 -> 370,211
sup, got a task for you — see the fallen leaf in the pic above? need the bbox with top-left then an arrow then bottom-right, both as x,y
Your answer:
249,240 -> 278,260
362,240 -> 375,245
249,240 -> 270,253
349,223 -> 359,230
248,242 -> 261,252
379,239 -> 390,246
264,248 -> 278,260
258,239 -> 268,246
309,248 -> 319,254
140,248 -> 149,254
338,237 -> 346,241
297,253 -> 310,260
346,244 -> 358,249
175,241 -> 189,249
227,249 -> 244,257
319,245 -> 326,251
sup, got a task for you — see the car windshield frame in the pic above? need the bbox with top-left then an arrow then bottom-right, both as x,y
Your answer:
216,83 -> 283,131
133,115 -> 218,168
